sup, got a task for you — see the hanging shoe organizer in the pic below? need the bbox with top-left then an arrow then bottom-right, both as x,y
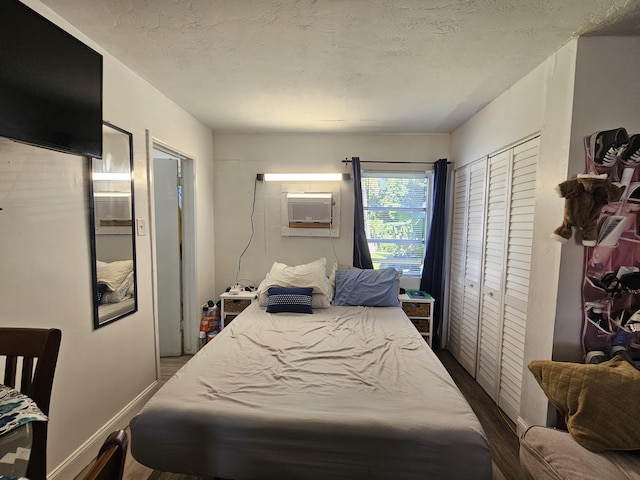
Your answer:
581,127 -> 640,366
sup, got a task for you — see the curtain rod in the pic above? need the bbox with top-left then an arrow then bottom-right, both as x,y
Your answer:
342,158 -> 450,165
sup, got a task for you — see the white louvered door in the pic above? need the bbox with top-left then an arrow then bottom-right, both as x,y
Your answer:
449,137 -> 539,423
447,166 -> 469,360
476,150 -> 510,399
497,138 -> 539,421
448,158 -> 486,375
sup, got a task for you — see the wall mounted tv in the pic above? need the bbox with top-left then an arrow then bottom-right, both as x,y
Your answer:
0,0 -> 103,158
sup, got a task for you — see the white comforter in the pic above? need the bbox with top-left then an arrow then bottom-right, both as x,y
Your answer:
131,303 -> 492,479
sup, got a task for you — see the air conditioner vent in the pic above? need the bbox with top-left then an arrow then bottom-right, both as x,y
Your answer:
287,193 -> 332,228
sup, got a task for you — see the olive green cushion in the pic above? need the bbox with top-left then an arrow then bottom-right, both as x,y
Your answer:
528,357 -> 640,452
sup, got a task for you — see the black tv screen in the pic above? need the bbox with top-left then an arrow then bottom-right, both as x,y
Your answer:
0,0 -> 103,158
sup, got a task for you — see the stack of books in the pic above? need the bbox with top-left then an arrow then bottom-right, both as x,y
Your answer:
405,290 -> 432,299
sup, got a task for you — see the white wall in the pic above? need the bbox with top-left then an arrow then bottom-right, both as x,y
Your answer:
212,133 -> 449,294
0,2 -> 215,479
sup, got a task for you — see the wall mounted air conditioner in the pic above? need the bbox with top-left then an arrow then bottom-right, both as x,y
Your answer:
287,193 -> 332,228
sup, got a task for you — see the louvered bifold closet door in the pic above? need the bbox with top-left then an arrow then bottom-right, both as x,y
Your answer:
476,150 -> 510,399
497,138 -> 539,422
448,159 -> 487,375
447,167 -> 469,360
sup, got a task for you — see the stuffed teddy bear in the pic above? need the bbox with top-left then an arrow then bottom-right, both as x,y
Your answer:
551,173 -> 625,246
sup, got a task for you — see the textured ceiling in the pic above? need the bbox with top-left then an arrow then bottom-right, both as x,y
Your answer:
40,0 -> 640,133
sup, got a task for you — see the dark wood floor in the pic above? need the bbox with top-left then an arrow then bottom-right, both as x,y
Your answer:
436,348 -> 528,480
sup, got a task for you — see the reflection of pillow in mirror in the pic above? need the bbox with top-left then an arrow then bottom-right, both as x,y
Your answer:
97,260 -> 108,268
127,275 -> 135,297
102,271 -> 133,304
97,260 -> 133,291
96,283 -> 109,303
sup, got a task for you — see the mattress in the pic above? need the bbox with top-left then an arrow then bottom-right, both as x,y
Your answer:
98,297 -> 134,320
130,302 -> 492,479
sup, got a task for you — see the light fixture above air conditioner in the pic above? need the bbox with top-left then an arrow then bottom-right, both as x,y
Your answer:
257,173 -> 350,182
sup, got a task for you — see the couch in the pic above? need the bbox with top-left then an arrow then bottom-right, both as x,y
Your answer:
519,356 -> 640,480
520,425 -> 640,480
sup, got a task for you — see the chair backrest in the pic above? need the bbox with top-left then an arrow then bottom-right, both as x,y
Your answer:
0,327 -> 62,480
83,430 -> 129,480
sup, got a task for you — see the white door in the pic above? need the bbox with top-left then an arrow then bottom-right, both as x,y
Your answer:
448,158 -> 487,375
448,166 -> 469,360
153,155 -> 182,357
497,138 -> 539,421
477,149 -> 510,399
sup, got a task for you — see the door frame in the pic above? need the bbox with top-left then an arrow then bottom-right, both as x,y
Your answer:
146,131 -> 198,362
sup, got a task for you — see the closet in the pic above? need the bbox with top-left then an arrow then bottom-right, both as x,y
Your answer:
448,137 -> 539,423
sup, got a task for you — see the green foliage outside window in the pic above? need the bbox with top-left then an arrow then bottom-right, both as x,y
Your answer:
362,174 -> 429,276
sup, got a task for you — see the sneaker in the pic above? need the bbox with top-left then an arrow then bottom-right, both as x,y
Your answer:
587,127 -> 629,166
612,327 -> 633,348
586,350 -> 608,364
621,134 -> 640,166
583,315 -> 612,352
611,345 -> 634,364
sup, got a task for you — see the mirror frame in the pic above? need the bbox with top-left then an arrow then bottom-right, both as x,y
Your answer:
89,121 -> 137,329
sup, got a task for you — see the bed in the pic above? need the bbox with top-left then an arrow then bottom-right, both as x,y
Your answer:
96,259 -> 135,322
130,298 -> 492,479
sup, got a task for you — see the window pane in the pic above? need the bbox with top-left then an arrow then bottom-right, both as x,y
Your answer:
368,241 -> 424,276
361,172 -> 429,276
364,209 -> 425,241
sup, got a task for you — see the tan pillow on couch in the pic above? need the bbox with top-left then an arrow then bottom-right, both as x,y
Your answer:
528,357 -> 640,453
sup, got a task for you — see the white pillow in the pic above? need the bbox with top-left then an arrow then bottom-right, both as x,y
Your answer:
97,260 -> 133,291
259,258 -> 332,297
102,271 -> 134,304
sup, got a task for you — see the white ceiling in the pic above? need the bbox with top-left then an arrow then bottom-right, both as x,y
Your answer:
41,0 -> 640,134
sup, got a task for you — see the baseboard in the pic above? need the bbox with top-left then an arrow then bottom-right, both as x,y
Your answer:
48,380 -> 158,480
516,416 -> 530,436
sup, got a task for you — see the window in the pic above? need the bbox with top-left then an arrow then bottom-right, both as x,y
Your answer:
361,171 -> 431,276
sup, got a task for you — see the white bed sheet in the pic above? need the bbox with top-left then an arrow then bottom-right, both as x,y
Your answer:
131,302 -> 492,479
98,297 -> 134,320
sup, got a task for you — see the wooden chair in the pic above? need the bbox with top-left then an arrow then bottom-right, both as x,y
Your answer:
0,327 -> 62,480
83,430 -> 129,480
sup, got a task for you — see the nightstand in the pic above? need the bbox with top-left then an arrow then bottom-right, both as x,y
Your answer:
399,293 -> 435,348
220,291 -> 257,328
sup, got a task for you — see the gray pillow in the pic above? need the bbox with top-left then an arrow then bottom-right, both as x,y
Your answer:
333,268 -> 400,307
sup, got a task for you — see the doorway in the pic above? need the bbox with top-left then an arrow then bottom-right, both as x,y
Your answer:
151,142 -> 196,357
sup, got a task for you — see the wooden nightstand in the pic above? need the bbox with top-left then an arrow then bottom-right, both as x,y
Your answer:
399,293 -> 435,348
220,291 -> 257,328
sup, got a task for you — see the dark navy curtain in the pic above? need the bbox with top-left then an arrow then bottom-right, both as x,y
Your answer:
420,158 -> 449,348
352,157 -> 373,269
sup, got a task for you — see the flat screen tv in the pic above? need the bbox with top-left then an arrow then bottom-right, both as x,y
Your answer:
0,0 -> 103,158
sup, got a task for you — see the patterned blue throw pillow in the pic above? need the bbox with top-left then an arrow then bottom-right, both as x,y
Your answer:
0,385 -> 48,436
266,287 -> 313,314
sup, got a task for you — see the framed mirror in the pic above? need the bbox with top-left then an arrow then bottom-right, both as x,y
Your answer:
89,122 -> 137,328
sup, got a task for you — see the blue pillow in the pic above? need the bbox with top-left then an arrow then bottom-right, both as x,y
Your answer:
333,268 -> 400,307
266,287 -> 313,314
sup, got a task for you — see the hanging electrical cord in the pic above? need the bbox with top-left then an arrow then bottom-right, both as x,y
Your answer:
235,176 -> 258,285
330,233 -> 341,266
